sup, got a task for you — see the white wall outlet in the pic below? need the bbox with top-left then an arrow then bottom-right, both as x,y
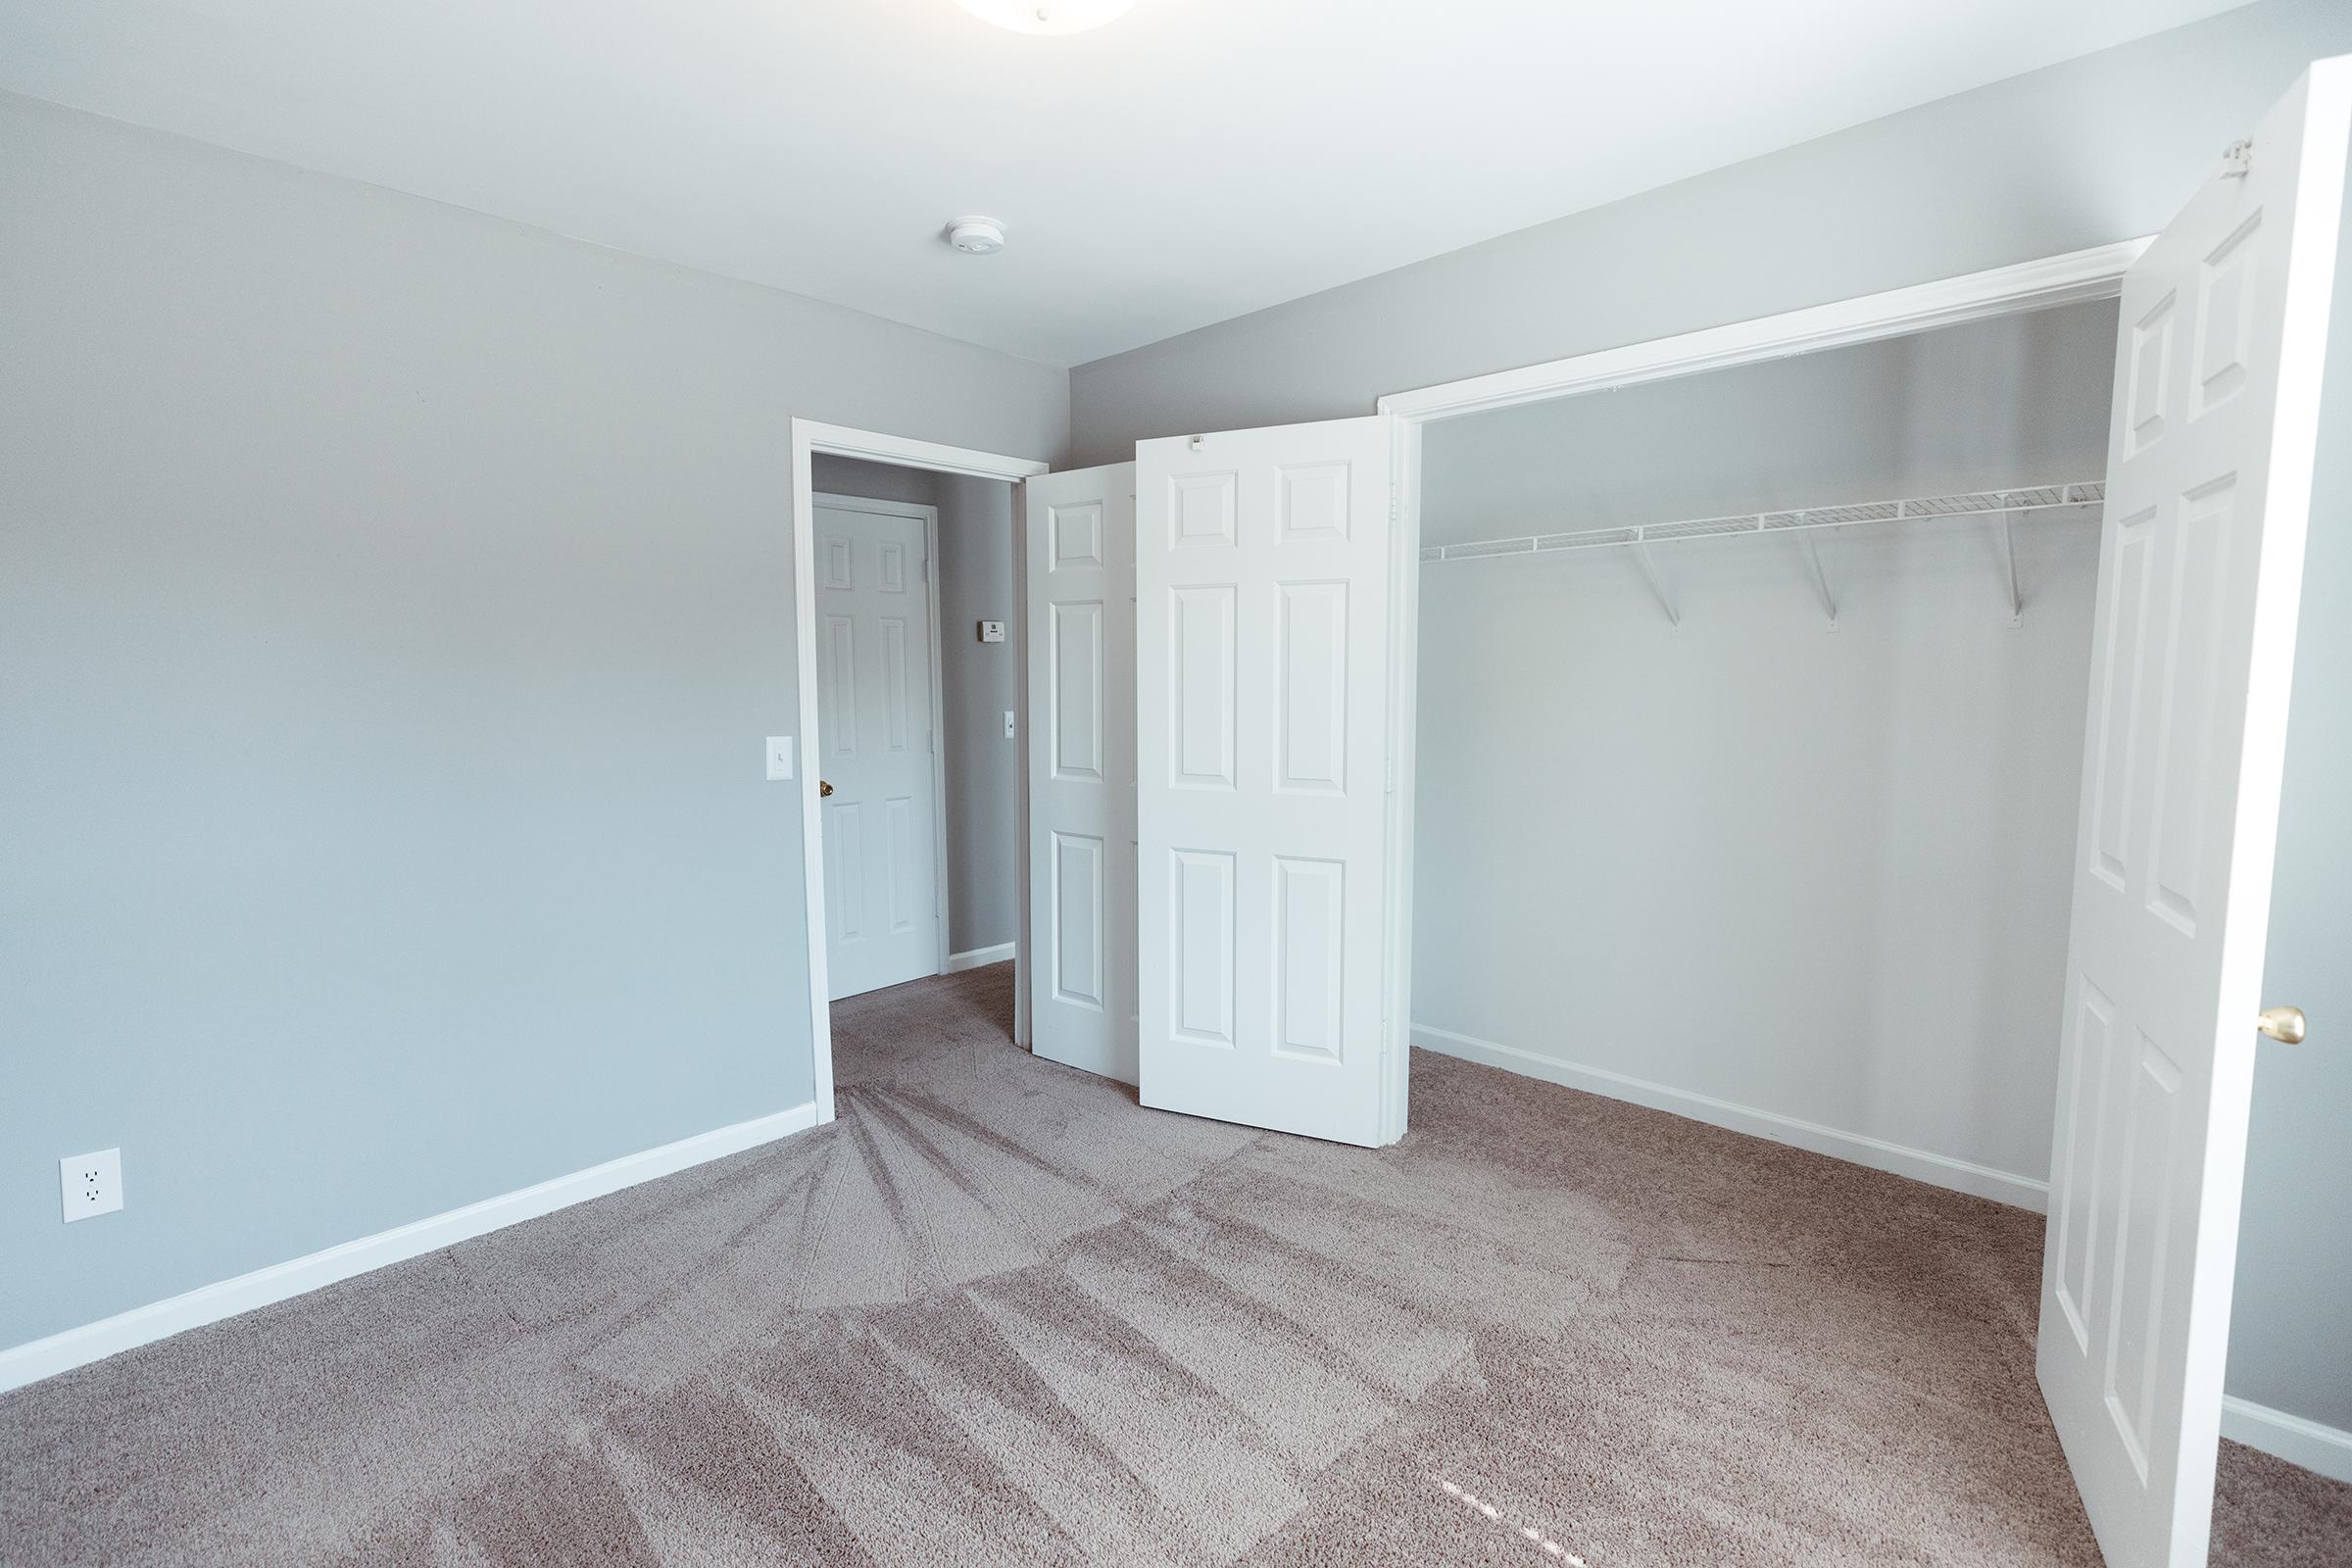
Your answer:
1003,710 -> 1016,740
765,736 -> 794,781
62,1149 -> 123,1223
978,619 -> 1006,644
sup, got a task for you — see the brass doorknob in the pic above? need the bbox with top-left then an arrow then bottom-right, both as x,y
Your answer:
2257,1005 -> 2306,1044
819,779 -> 834,798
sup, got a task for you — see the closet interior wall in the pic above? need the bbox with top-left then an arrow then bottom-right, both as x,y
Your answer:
1409,300 -> 2117,1200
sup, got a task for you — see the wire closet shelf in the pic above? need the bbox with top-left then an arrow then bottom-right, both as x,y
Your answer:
1419,479 -> 2107,564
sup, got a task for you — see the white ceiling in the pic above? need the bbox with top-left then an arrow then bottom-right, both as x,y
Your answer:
0,0 -> 2248,367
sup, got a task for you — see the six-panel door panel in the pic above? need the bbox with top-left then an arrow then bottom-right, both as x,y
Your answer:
1138,416 -> 1395,1147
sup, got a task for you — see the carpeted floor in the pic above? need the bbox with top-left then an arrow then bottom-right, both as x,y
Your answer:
4,963 -> 2347,1565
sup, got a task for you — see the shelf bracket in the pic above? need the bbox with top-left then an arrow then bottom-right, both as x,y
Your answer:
1796,532 -> 1839,631
1994,511 -> 2024,627
1632,539 -> 1681,630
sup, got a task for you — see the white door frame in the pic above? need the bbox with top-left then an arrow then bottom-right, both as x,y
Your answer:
791,419 -> 1051,1123
808,489 -> 949,994
1368,237 -> 2152,1154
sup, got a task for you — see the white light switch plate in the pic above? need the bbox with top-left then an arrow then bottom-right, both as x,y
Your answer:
765,736 -> 794,781
62,1149 -> 123,1222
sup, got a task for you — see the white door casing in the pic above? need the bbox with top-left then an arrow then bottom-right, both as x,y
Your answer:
1024,465 -> 1140,1083
814,498 -> 944,1000
2038,60 -> 2349,1568
1136,416 -> 1403,1147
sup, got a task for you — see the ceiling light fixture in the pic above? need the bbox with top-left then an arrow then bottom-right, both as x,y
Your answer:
946,216 -> 1007,255
956,0 -> 1139,36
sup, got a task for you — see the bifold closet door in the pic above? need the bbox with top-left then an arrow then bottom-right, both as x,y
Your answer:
1135,416 -> 1407,1148
1024,464 -> 1139,1084
2037,57 -> 2349,1568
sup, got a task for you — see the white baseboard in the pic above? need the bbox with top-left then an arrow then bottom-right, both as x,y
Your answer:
2222,1396 -> 2352,1484
1411,1023 -> 2048,1213
947,943 -> 1015,972
0,1101 -> 819,1396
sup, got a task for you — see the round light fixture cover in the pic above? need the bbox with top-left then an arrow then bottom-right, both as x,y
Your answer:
946,216 -> 1007,255
956,0 -> 1139,35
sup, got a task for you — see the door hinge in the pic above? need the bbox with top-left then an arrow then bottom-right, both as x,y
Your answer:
1384,756 -> 1396,794
1389,482 -> 1400,524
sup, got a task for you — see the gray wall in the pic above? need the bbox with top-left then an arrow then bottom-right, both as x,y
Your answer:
1068,0 -> 2352,462
0,92 -> 1065,1352
1414,305 -> 2112,1190
808,457 -> 1022,956
934,474 -> 1022,956
808,455 -> 942,509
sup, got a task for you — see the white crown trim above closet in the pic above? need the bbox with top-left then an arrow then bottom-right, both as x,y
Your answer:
1377,239 -> 2151,423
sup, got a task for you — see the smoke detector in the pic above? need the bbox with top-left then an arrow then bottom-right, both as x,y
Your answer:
957,0 -> 1139,34
946,216 -> 1006,256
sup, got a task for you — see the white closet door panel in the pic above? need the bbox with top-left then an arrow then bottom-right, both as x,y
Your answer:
1052,831 -> 1106,1009
1025,465 -> 1139,1083
1273,856 -> 1346,1059
1168,848 -> 1236,1046
815,502 -> 940,1001
2038,59 -> 2349,1568
1137,415 -> 1397,1147
1052,599 -> 1105,781
1168,584 -> 1238,788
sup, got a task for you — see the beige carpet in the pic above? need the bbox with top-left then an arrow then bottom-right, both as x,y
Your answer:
3,963 -> 2346,1565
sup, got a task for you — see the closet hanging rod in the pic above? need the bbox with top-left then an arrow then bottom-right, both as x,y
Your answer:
1421,479 -> 2106,564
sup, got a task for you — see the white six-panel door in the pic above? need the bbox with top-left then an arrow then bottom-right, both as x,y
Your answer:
1024,464 -> 1140,1083
814,498 -> 943,1001
2038,59 -> 2349,1568
1135,416 -> 1402,1147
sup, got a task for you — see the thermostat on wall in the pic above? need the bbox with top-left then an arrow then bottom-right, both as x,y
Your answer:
978,620 -> 1006,643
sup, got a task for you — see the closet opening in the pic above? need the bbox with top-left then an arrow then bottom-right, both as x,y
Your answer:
1405,296 -> 2117,1207
1382,219 -> 2349,1548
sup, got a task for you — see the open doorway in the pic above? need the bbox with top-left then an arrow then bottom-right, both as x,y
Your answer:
788,422 -> 1051,1123
808,458 -> 1024,998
